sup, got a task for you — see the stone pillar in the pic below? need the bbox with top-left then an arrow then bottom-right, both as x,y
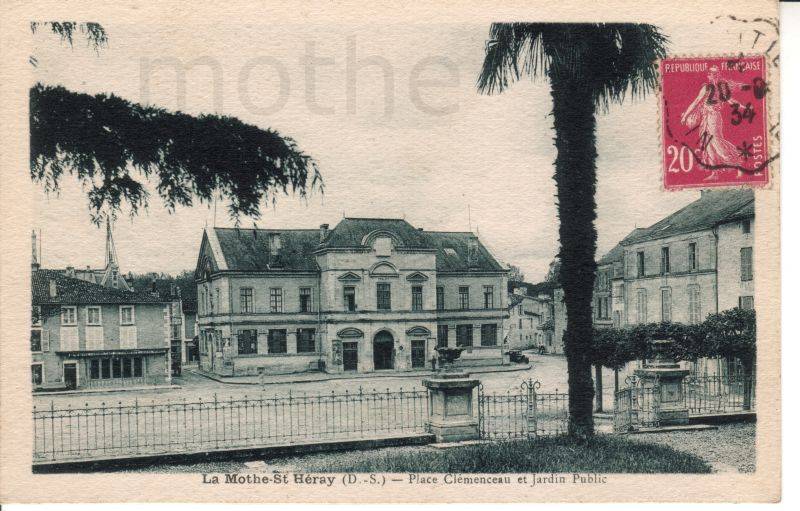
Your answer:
634,339 -> 690,426
423,372 -> 480,442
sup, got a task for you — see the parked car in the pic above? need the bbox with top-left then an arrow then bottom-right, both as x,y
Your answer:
508,350 -> 529,364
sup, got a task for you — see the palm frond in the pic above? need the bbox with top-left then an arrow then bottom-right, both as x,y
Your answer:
477,22 -> 668,109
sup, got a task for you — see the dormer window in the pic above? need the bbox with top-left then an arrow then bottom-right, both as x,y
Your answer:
374,237 -> 393,257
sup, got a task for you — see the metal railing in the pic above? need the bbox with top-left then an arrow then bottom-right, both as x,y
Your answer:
33,387 -> 429,462
683,375 -> 756,414
613,375 -> 755,432
478,379 -> 568,439
613,376 -> 661,432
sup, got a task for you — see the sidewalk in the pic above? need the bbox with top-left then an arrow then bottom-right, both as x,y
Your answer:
33,384 -> 182,397
187,363 -> 532,386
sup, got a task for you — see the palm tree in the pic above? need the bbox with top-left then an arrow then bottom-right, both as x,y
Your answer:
478,23 -> 667,439
31,22 -> 321,224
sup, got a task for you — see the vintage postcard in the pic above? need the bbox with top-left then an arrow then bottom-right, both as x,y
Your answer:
0,0 -> 781,504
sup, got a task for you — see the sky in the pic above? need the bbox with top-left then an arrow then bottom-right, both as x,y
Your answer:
30,17 -> 768,281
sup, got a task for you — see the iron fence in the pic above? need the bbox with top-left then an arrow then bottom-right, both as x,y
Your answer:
613,375 -> 756,432
33,387 -> 429,462
478,379 -> 568,439
683,375 -> 755,414
613,376 -> 660,432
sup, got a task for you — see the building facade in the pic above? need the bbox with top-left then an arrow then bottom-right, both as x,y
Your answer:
31,268 -> 171,391
195,218 -> 509,376
505,281 -> 554,351
621,189 -> 754,328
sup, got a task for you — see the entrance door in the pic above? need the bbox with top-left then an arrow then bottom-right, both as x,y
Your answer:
64,362 -> 77,390
373,331 -> 394,370
411,339 -> 426,369
342,342 -> 358,371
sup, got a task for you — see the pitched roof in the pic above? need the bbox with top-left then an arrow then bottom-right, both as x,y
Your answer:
422,231 -> 505,272
213,228 -> 321,272
209,218 -> 505,274
622,189 -> 754,245
321,218 -> 428,249
598,228 -> 647,265
32,269 -> 166,306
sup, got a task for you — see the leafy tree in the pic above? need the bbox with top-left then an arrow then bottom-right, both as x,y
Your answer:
30,22 -> 321,224
507,264 -> 526,282
703,308 -> 756,410
478,23 -> 667,439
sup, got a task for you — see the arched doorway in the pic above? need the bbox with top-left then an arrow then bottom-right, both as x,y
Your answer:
373,331 -> 394,370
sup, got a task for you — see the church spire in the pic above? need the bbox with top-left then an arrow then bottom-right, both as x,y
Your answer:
32,230 -> 40,271
105,217 -> 119,270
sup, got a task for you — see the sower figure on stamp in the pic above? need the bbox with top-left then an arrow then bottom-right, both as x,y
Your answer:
680,65 -> 749,178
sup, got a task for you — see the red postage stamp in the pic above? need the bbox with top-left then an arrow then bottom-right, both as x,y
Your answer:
660,55 -> 771,190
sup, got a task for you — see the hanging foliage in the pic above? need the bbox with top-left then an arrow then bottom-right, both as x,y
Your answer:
30,83 -> 322,224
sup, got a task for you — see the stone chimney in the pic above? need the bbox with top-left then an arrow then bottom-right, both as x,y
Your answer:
49,279 -> 57,298
319,223 -> 329,242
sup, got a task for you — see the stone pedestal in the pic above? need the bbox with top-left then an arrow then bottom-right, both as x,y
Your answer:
634,339 -> 690,426
423,371 -> 480,442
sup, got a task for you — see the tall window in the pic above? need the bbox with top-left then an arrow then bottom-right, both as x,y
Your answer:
31,364 -> 43,385
596,297 -> 610,320
377,283 -> 391,310
739,296 -> 754,310
240,287 -> 253,313
661,288 -> 672,323
686,242 -> 696,271
458,286 -> 470,310
637,251 -> 645,277
269,288 -> 283,312
437,325 -> 449,348
688,286 -> 701,325
297,328 -> 316,353
86,306 -> 102,325
456,324 -> 473,347
660,246 -> 670,274
740,247 -> 753,281
411,286 -> 423,311
480,324 -> 497,346
483,286 -> 494,309
119,306 -> 134,325
237,329 -> 258,355
30,330 -> 42,352
344,286 -> 357,311
436,286 -> 444,310
742,218 -> 751,234
61,306 -> 77,326
268,329 -> 287,354
636,289 -> 647,324
299,287 -> 312,313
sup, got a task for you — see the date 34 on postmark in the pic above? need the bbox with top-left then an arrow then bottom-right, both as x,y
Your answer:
660,55 -> 772,190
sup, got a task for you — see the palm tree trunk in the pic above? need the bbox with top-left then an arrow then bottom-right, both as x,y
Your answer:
549,71 -> 598,439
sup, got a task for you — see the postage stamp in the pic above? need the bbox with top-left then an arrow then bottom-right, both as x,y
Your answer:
660,55 -> 771,189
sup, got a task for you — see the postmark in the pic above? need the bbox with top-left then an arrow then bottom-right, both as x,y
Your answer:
660,55 -> 772,189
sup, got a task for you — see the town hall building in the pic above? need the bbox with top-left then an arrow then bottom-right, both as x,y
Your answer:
194,218 -> 509,376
